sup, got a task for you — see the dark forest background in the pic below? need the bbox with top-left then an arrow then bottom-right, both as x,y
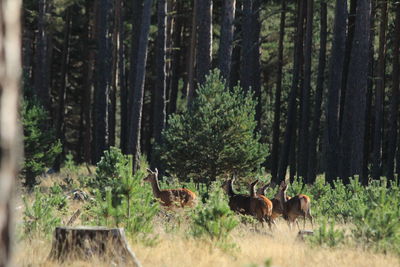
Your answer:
22,0 -> 400,186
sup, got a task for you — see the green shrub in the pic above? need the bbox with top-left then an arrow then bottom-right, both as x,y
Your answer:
22,189 -> 61,238
158,69 -> 268,185
21,99 -> 62,187
307,219 -> 345,248
86,147 -> 159,244
190,182 -> 239,248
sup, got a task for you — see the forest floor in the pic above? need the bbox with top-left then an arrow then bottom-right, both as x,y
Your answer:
12,172 -> 400,267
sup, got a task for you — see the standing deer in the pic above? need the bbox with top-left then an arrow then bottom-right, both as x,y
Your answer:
257,183 -> 291,220
249,180 -> 273,229
143,168 -> 197,208
278,181 -> 313,229
221,177 -> 252,215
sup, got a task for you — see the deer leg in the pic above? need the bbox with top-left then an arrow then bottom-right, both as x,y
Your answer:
307,213 -> 314,229
303,214 -> 306,229
296,219 -> 301,230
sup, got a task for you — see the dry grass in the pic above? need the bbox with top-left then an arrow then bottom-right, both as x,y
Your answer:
13,170 -> 400,267
13,221 -> 399,267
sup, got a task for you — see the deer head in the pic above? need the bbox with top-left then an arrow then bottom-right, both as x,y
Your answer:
144,168 -> 159,183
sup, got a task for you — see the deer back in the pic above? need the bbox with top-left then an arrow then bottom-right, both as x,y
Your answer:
159,188 -> 197,207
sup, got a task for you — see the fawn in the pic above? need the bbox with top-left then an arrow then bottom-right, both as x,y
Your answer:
143,168 -> 197,208
222,177 -> 252,215
249,180 -> 274,229
277,180 -> 313,229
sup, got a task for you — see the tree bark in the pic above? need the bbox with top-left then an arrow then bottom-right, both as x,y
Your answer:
93,0 -> 111,163
277,0 -> 305,183
195,0 -> 212,85
372,0 -> 386,180
186,0 -> 197,105
340,0 -> 371,182
128,0 -> 153,170
125,0 -> 143,154
298,0 -> 314,181
228,0 -> 242,89
218,0 -> 236,83
34,0 -> 51,111
271,0 -> 286,182
0,0 -> 23,264
387,3 -> 400,181
168,0 -> 183,116
152,0 -> 167,168
307,2 -> 327,184
325,0 -> 347,184
54,8 -> 71,171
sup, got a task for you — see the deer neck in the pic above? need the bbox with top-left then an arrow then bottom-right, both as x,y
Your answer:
150,177 -> 162,198
227,181 -> 235,197
250,185 -> 256,197
278,188 -> 287,212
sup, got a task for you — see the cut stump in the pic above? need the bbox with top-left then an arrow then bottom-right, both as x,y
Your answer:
48,226 -> 141,266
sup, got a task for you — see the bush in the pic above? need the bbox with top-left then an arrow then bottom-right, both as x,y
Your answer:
158,69 -> 268,185
22,189 -> 62,238
190,182 -> 239,248
86,147 -> 159,244
307,219 -> 345,248
21,99 -> 62,187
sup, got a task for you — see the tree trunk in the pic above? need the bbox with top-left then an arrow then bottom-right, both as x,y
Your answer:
218,0 -> 236,82
48,227 -> 142,266
126,0 -> 143,154
54,8 -> 71,171
276,0 -> 305,183
298,0 -> 314,181
372,0 -> 386,180
195,0 -> 212,85
152,0 -> 167,168
325,0 -> 347,184
0,0 -> 23,264
387,3 -> 400,181
307,2 -> 327,184
240,0 -> 262,129
228,0 -> 242,89
340,0 -> 358,132
128,0 -> 153,171
118,0 -> 128,153
271,0 -> 286,182
34,0 -> 50,111
186,0 -> 197,105
94,0 -> 111,163
168,0 -> 183,116
340,0 -> 371,182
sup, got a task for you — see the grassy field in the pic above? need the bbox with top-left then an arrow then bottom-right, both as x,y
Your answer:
14,221 -> 400,267
12,161 -> 400,267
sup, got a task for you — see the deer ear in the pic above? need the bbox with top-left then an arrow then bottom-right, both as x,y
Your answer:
146,168 -> 153,174
155,168 -> 159,175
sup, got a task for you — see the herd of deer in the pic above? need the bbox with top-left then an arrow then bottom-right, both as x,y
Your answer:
144,168 -> 313,230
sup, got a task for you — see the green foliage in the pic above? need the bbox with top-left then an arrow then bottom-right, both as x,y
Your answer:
86,147 -> 159,244
190,182 -> 239,248
21,99 -> 62,187
22,189 -> 62,238
307,219 -> 345,248
158,69 -> 268,184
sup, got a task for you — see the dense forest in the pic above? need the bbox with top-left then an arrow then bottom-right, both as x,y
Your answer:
21,0 -> 400,187
2,0 -> 400,266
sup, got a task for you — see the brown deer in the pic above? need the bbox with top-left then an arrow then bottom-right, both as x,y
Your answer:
257,183 -> 291,220
143,168 -> 197,208
249,180 -> 273,229
278,181 -> 313,229
221,177 -> 252,215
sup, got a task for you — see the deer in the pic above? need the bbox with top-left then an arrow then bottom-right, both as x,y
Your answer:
257,183 -> 291,220
143,168 -> 197,208
277,180 -> 313,230
221,177 -> 252,215
249,180 -> 273,229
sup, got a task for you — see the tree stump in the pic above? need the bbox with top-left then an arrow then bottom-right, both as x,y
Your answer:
48,226 -> 142,266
